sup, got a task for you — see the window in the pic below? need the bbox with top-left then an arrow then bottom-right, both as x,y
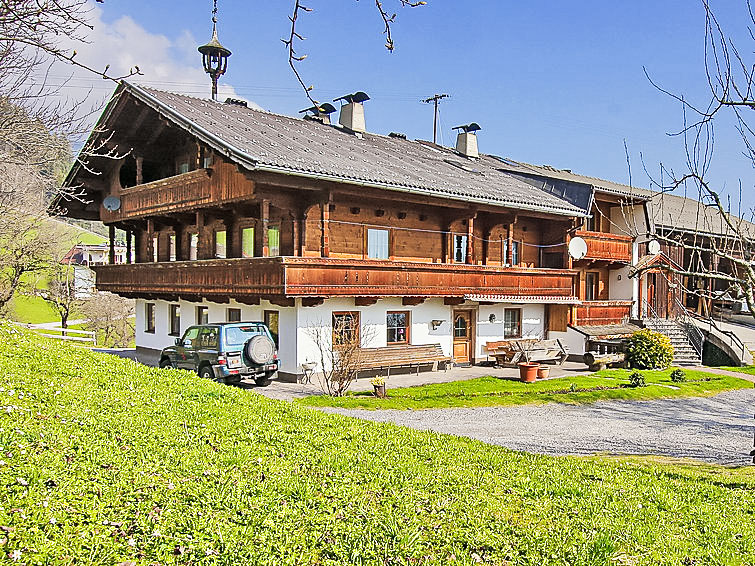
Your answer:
178,162 -> 190,174
453,234 -> 467,263
268,225 -> 280,257
169,234 -> 177,261
453,314 -> 468,338
332,311 -> 360,346
503,308 -> 521,339
387,311 -> 410,344
242,227 -> 255,258
189,233 -> 198,261
227,308 -> 241,322
586,209 -> 597,232
585,272 -> 599,301
367,228 -> 389,259
215,230 -> 226,259
264,310 -> 279,347
145,303 -> 155,333
196,306 -> 209,325
503,240 -> 520,266
182,326 -> 201,348
198,326 -> 219,350
224,324 -> 268,347
152,235 -> 159,263
169,304 -> 181,336
202,155 -> 213,168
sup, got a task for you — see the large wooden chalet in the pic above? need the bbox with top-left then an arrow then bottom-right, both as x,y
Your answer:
64,82 -> 640,379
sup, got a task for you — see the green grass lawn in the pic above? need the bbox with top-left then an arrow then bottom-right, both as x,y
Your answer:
8,294 -> 61,324
2,324 -> 755,564
721,365 -> 755,375
299,368 -> 752,410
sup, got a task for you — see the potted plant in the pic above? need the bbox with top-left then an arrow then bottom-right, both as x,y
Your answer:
370,376 -> 386,398
517,337 -> 540,383
536,365 -> 550,379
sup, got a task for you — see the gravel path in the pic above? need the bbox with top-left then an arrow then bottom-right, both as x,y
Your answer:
323,389 -> 755,466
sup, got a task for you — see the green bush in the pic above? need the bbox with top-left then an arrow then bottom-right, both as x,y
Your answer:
628,371 -> 646,387
626,328 -> 674,369
670,368 -> 687,383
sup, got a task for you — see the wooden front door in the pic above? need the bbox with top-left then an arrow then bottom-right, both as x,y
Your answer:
453,310 -> 473,364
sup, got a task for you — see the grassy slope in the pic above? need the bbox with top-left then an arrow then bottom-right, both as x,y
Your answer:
722,365 -> 755,375
8,295 -> 61,324
299,369 -> 753,410
1,325 -> 755,565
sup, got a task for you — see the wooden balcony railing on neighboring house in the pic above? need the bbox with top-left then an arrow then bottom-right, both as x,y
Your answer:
574,300 -> 634,326
92,257 -> 577,302
574,230 -> 633,264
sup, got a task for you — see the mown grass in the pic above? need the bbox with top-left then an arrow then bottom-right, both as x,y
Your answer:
2,323 -> 755,564
8,295 -> 61,324
299,368 -> 752,410
722,365 -> 755,376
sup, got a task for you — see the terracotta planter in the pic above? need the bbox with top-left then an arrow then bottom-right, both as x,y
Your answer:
518,362 -> 540,383
373,384 -> 386,398
537,365 -> 550,379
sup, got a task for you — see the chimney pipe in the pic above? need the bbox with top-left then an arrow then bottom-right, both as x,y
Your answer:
453,123 -> 481,158
299,102 -> 337,125
334,92 -> 370,133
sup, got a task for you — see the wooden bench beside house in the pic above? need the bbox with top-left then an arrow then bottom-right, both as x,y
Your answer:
485,339 -> 568,366
357,344 -> 451,376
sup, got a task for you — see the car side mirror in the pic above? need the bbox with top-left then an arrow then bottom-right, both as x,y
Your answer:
175,338 -> 181,346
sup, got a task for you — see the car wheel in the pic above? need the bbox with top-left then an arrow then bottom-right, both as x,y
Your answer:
159,358 -> 173,369
255,370 -> 277,387
199,364 -> 224,384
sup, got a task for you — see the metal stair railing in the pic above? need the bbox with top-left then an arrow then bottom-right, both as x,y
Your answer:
670,295 -> 704,360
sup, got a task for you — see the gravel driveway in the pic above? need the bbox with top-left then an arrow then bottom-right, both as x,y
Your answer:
324,389 -> 755,466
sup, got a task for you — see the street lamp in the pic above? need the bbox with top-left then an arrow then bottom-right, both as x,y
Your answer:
198,0 -> 231,101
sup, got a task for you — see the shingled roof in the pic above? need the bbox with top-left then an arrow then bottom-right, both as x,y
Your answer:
101,83 -> 588,218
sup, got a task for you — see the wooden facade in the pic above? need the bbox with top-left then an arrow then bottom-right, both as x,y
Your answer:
574,301 -> 633,326
574,230 -> 632,264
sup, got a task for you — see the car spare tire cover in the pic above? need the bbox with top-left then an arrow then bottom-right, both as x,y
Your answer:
245,335 -> 275,364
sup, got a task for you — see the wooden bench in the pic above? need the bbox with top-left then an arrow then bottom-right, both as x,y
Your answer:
485,339 -> 568,366
357,344 -> 451,376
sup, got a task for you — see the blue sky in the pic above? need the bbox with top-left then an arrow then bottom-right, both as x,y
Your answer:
76,1 -> 755,212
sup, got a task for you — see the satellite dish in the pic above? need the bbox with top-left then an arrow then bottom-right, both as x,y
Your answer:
568,236 -> 588,260
103,196 -> 121,212
647,239 -> 661,255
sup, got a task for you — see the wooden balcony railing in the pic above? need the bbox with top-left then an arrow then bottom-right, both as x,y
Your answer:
574,300 -> 634,326
574,230 -> 632,263
92,257 -> 577,302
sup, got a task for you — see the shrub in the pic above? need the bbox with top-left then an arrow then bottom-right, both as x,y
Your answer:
629,371 -> 646,388
626,328 -> 674,369
670,368 -> 687,383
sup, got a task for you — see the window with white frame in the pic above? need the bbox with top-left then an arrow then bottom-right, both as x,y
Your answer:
169,304 -> 181,336
453,234 -> 467,263
367,228 -> 389,259
387,311 -> 410,344
503,308 -> 521,339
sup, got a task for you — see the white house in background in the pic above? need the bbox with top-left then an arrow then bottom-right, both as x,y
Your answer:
61,241 -> 127,297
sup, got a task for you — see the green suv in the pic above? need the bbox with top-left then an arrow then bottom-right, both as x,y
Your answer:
159,322 -> 279,386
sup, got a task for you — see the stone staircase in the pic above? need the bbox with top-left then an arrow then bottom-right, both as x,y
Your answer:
642,318 -> 703,366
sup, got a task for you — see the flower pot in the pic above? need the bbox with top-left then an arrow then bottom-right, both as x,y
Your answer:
536,365 -> 550,379
518,362 -> 540,383
373,384 -> 386,398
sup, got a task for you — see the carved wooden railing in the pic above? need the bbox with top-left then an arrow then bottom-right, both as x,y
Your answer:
574,230 -> 632,263
93,257 -> 578,301
574,300 -> 633,326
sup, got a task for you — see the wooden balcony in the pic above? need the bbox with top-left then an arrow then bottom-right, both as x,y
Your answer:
92,257 -> 577,302
574,230 -> 632,264
574,300 -> 634,326
101,162 -> 253,223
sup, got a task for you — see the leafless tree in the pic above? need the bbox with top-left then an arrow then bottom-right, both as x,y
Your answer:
80,291 -> 135,348
307,314 -> 374,396
282,0 -> 426,106
640,0 -> 755,320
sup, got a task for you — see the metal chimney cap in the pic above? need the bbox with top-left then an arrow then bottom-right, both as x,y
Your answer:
198,26 -> 232,58
453,123 -> 481,133
299,103 -> 337,115
333,91 -> 370,104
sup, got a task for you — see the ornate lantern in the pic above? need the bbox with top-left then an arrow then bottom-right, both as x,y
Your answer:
198,0 -> 231,101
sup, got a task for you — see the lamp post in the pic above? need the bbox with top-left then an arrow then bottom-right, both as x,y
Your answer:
198,0 -> 231,101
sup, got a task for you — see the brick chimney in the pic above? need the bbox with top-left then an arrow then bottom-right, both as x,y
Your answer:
453,123 -> 481,158
334,92 -> 370,133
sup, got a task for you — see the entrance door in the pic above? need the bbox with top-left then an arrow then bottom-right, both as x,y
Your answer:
453,310 -> 473,364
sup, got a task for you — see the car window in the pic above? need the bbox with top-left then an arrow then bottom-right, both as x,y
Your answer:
198,327 -> 219,350
224,324 -> 268,347
182,327 -> 200,347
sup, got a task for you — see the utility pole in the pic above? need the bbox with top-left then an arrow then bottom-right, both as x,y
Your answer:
422,93 -> 449,144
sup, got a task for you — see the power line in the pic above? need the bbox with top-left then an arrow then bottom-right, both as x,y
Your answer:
422,93 -> 449,144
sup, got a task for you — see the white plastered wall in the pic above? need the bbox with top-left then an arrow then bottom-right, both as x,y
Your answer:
475,303 -> 545,361
610,202 -> 644,318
